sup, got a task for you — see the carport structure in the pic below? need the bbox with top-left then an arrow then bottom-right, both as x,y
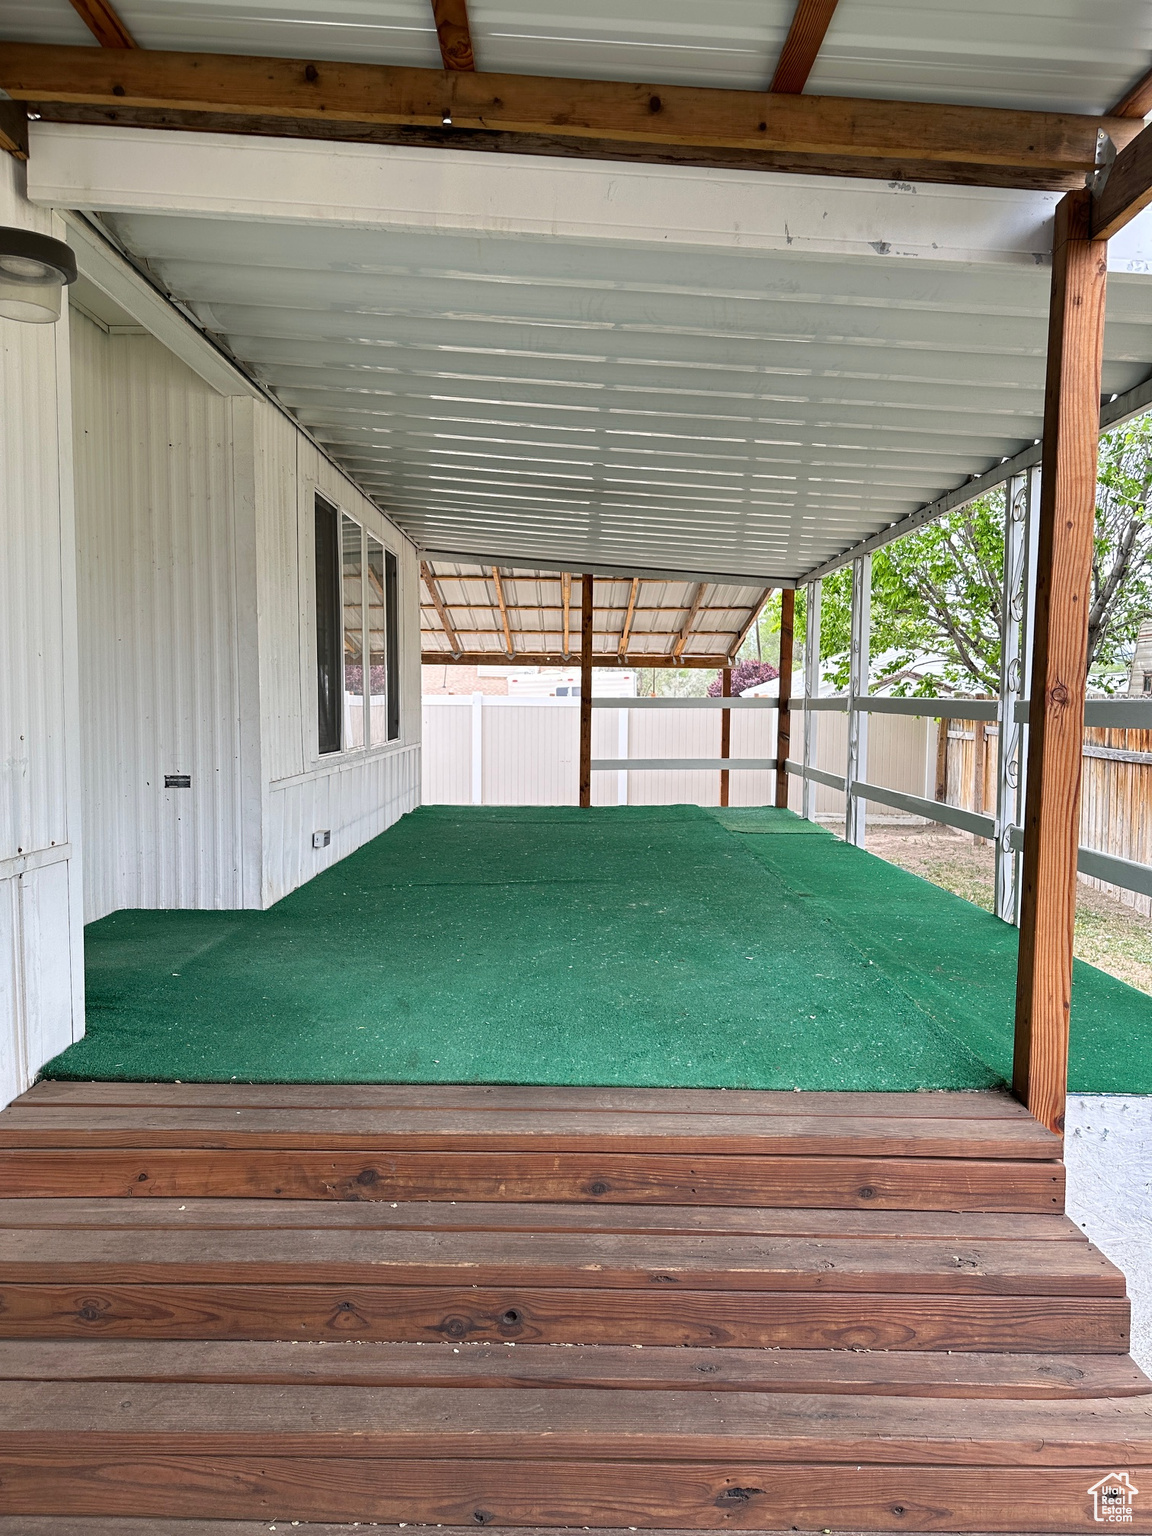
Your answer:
4,1 -> 1152,1531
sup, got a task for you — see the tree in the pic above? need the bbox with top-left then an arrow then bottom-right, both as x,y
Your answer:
744,412 -> 1152,696
706,660 -> 778,697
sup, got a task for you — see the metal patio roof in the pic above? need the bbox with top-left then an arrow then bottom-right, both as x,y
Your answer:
419,562 -> 769,664
4,0 -> 1150,114
11,3 -> 1152,585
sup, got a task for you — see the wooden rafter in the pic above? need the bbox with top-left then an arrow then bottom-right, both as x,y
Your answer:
728,588 -> 775,663
1093,119 -> 1152,239
0,44 -> 1136,192
66,0 -> 135,48
491,566 -> 514,656
561,573 -> 572,658
430,0 -> 475,72
420,561 -> 461,657
1109,63 -> 1152,120
421,651 -> 731,668
770,0 -> 841,95
618,578 -> 640,658
671,584 -> 707,661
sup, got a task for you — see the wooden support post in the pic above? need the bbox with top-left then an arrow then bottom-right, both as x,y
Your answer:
802,580 -> 821,821
935,719 -> 949,804
775,588 -> 795,808
1014,189 -> 1108,1136
719,666 -> 732,808
579,573 -> 594,808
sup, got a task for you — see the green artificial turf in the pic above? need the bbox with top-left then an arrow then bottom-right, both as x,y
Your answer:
42,804 -> 1152,1091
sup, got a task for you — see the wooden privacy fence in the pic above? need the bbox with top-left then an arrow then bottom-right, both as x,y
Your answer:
939,712 -> 1152,917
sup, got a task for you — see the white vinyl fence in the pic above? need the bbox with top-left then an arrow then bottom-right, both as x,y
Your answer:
422,694 -> 933,811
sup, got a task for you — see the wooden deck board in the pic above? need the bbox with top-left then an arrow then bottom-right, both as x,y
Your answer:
1,1339 -> 1146,1397
0,1198 -> 1087,1239
0,1149 -> 1066,1209
2,1456 -> 1151,1529
0,1084 -> 1143,1532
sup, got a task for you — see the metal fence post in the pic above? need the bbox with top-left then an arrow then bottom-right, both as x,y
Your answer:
995,474 -> 1028,921
845,554 -> 871,846
802,579 -> 821,821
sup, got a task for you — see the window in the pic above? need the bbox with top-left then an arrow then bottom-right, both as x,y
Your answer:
367,536 -> 387,744
384,546 -> 400,741
314,495 -> 341,755
1144,671 -> 1152,695
342,514 -> 366,749
315,497 -> 402,755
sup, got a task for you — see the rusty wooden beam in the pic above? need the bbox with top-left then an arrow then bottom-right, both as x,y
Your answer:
430,0 -> 475,72
491,566 -> 514,656
0,44 -> 1137,191
1014,189 -> 1109,1137
579,575 -> 594,808
770,0 -> 841,95
67,0 -> 135,48
672,584 -> 707,662
618,578 -> 640,658
420,561 -> 462,657
775,588 -> 795,808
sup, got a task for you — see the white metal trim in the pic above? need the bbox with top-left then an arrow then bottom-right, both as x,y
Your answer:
591,758 -> 777,771
589,696 -> 778,710
784,759 -> 847,793
850,780 -> 997,839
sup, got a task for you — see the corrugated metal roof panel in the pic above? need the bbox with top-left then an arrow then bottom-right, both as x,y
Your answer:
9,0 -> 1147,114
418,561 -> 768,660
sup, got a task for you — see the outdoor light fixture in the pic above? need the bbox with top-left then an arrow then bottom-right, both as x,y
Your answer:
0,226 -> 77,324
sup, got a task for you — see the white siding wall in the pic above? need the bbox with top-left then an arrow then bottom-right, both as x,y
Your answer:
0,159 -> 85,1105
257,414 -> 421,907
71,335 -> 421,921
72,312 -> 258,920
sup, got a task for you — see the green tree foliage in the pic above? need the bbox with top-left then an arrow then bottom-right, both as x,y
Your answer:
747,414 -> 1152,696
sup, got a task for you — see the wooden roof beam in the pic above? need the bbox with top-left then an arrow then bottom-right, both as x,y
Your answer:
0,43 -> 1137,191
430,0 -> 475,73
422,651 -> 732,669
1093,118 -> 1152,238
618,578 -> 640,657
420,561 -> 462,657
67,0 -> 135,48
672,584 -> 707,661
770,0 -> 841,95
1109,63 -> 1152,120
727,587 -> 775,663
491,566 -> 514,656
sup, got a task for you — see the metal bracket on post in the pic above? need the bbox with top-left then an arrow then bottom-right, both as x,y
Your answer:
845,554 -> 871,846
802,580 -> 821,821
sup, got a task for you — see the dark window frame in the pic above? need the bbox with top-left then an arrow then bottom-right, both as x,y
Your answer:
314,494 -> 342,755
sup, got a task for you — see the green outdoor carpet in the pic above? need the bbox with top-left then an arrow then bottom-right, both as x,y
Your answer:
43,804 -> 1152,1092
